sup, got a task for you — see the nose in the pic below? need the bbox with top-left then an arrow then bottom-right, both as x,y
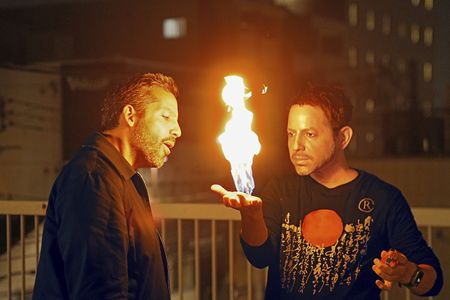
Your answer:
171,121 -> 182,138
293,134 -> 305,151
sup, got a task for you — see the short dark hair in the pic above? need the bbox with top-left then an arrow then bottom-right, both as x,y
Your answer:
100,73 -> 179,131
290,84 -> 353,130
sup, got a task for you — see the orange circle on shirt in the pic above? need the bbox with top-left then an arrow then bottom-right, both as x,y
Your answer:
302,209 -> 343,247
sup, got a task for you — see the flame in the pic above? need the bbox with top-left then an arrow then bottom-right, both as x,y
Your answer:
218,75 -> 261,194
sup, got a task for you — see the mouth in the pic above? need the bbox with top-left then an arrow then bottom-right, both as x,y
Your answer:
292,154 -> 312,167
292,154 -> 311,161
163,140 -> 175,155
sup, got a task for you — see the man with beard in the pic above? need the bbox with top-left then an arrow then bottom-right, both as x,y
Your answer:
33,73 -> 181,300
212,85 -> 443,299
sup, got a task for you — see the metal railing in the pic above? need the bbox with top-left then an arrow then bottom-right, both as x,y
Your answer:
1,200 -> 449,300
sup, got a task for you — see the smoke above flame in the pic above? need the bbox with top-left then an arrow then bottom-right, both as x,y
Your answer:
218,75 -> 261,194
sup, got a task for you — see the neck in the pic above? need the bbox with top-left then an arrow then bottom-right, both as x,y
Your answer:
102,129 -> 137,170
310,152 -> 357,188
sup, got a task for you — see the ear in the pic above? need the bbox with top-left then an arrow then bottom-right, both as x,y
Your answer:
122,104 -> 137,127
338,126 -> 353,150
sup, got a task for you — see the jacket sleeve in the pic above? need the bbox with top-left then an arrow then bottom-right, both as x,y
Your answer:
55,171 -> 129,299
387,191 -> 443,296
240,176 -> 283,268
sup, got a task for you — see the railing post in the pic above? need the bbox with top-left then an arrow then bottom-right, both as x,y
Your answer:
34,215 -> 40,269
20,215 -> 25,300
6,214 -> 12,300
194,219 -> 200,300
211,220 -> 217,300
177,219 -> 183,300
228,220 -> 234,300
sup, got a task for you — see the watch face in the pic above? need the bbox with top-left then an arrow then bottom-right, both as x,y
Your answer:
415,270 -> 424,285
411,269 -> 424,287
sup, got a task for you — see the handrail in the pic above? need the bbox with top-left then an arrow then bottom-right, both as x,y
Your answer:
0,201 -> 48,216
1,200 -> 449,300
1,200 -> 450,226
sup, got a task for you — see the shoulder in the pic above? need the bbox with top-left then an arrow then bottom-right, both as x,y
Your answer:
57,146 -> 125,191
357,169 -> 409,209
358,169 -> 402,195
46,149 -> 127,222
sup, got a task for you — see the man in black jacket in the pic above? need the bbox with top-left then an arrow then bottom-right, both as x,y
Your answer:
33,73 -> 181,299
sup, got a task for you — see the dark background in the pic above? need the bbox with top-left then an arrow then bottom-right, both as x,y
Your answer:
0,0 -> 449,194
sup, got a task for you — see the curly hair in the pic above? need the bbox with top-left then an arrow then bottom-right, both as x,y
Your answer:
290,84 -> 353,130
100,73 -> 179,131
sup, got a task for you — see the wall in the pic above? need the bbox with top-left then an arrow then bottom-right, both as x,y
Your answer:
0,68 -> 62,200
350,157 -> 450,207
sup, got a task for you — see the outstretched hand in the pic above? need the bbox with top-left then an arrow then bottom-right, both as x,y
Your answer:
210,184 -> 262,213
211,184 -> 267,246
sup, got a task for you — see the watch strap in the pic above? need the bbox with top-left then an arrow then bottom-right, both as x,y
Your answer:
401,265 -> 424,288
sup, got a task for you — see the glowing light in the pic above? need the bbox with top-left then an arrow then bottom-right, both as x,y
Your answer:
261,84 -> 268,94
218,75 -> 261,194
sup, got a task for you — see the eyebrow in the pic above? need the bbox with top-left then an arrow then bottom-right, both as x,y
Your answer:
287,127 -> 317,132
161,107 -> 178,117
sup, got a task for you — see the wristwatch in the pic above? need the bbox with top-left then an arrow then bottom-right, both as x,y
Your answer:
401,265 -> 424,288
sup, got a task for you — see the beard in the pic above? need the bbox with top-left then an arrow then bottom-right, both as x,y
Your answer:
292,141 -> 337,176
130,120 -> 166,168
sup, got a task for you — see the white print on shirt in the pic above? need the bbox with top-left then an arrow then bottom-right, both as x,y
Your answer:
280,211 -> 373,295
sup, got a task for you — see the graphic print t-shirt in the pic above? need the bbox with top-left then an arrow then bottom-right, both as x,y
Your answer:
242,170 -> 442,300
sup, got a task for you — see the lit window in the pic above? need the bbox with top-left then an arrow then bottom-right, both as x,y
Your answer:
349,3 -> 358,26
365,98 -> 375,113
398,22 -> 407,38
382,55 -> 390,67
366,10 -> 375,31
424,26 -> 433,46
423,62 -> 432,81
411,0 -> 420,7
397,59 -> 406,73
424,0 -> 433,10
422,138 -> 429,152
348,47 -> 358,67
365,51 -> 375,65
382,15 -> 391,35
163,17 -> 187,39
410,24 -> 420,44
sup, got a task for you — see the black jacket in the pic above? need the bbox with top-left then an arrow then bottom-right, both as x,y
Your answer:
33,132 -> 170,299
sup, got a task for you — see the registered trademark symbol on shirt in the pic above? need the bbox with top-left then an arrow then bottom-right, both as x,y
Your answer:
358,198 -> 375,213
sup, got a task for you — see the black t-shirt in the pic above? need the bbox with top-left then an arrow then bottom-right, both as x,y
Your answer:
241,170 -> 443,300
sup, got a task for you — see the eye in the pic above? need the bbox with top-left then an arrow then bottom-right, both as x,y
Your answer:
306,131 -> 316,138
162,114 -> 170,120
287,131 -> 296,137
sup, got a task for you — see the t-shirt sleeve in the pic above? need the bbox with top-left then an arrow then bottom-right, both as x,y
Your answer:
55,171 -> 129,299
387,191 -> 443,296
240,176 -> 282,268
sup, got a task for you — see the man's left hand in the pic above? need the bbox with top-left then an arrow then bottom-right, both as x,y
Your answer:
372,249 -> 417,290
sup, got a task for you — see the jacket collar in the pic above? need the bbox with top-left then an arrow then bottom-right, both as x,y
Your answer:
82,132 -> 136,179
